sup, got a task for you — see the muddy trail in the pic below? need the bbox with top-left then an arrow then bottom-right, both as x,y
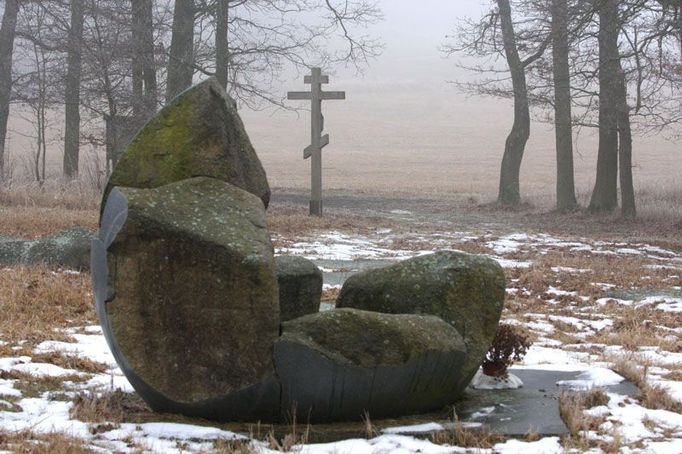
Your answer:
271,189 -> 682,250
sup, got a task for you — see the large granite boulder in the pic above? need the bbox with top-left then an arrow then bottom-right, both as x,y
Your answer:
274,308 -> 467,422
92,177 -> 280,421
336,251 -> 506,393
275,255 -> 323,321
103,79 -> 270,210
0,228 -> 93,270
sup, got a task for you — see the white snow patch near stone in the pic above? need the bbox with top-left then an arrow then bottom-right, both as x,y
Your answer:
556,367 -> 625,389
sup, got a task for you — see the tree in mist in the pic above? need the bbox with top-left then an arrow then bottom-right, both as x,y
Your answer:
551,0 -> 578,212
131,0 -> 158,118
166,0 -> 194,102
588,0 -> 621,213
193,0 -> 383,108
213,0 -> 229,90
444,0 -> 549,208
12,2 -> 64,184
0,0 -> 20,180
63,0 -> 84,178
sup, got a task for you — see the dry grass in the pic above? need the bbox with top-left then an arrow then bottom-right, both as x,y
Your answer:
430,420 -> 506,449
0,266 -> 96,345
267,205 -> 400,239
30,351 -> 108,375
0,431 -> 94,453
610,355 -> 682,414
0,207 -> 97,239
559,389 -> 612,451
213,438 -> 256,453
70,390 -> 150,424
0,370 -> 86,398
0,180 -> 100,211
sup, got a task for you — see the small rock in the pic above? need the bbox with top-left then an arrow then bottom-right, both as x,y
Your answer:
0,228 -> 94,270
275,256 -> 323,321
275,308 -> 467,422
336,251 -> 506,394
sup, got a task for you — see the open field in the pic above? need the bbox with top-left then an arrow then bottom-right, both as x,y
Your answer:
0,193 -> 681,453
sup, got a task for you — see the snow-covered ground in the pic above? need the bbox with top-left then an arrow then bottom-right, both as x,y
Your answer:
1,229 -> 681,452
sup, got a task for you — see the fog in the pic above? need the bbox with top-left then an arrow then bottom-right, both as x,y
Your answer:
239,1 -> 680,196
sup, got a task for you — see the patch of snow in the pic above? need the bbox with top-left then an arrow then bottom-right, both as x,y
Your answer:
10,362 -> 82,378
551,266 -> 591,273
0,379 -> 21,397
546,287 -> 578,297
556,367 -> 624,389
493,437 -> 562,453
596,297 -> 634,306
296,434 -> 465,454
35,334 -> 118,369
636,296 -> 682,313
382,422 -> 444,434
469,370 -> 523,390
492,257 -> 533,269
515,346 -> 590,371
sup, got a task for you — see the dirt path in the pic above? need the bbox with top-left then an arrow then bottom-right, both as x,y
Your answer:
272,189 -> 682,251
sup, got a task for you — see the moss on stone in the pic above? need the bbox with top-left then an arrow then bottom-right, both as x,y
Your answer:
280,308 -> 465,368
336,251 -> 505,392
104,78 -> 270,211
105,177 -> 278,404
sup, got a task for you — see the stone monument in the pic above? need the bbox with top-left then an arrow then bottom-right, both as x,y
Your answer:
92,78 -> 505,423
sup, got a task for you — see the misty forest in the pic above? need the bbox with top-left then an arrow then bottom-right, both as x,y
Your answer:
0,1 -> 682,453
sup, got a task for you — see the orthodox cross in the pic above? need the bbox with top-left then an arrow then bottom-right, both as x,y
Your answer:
287,68 -> 345,216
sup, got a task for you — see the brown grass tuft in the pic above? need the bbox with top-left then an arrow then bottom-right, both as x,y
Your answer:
0,430 -> 95,453
70,390 -> 150,424
0,266 -> 96,345
609,355 -> 682,413
430,420 -> 506,449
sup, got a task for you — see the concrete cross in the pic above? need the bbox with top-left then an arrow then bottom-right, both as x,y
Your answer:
287,68 -> 345,216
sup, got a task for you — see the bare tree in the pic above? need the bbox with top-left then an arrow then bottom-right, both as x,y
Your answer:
0,0 -> 20,180
551,0 -> 578,211
213,0 -> 229,89
166,0 -> 195,102
132,0 -> 157,117
64,0 -> 84,178
444,0 -> 549,207
192,0 -> 382,108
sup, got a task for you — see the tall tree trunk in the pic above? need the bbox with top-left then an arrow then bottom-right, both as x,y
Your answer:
496,0 -> 531,207
132,0 -> 157,119
166,0 -> 195,103
141,0 -> 157,114
552,0 -> 577,212
131,0 -> 144,118
64,0 -> 84,178
215,0 -> 229,89
0,0 -> 20,180
588,0 -> 620,213
616,67 -> 635,218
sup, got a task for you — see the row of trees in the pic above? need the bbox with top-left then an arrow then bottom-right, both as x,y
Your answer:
0,0 -> 381,183
448,0 -> 681,218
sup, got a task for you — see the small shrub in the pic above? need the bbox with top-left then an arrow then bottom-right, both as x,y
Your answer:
481,324 -> 532,377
